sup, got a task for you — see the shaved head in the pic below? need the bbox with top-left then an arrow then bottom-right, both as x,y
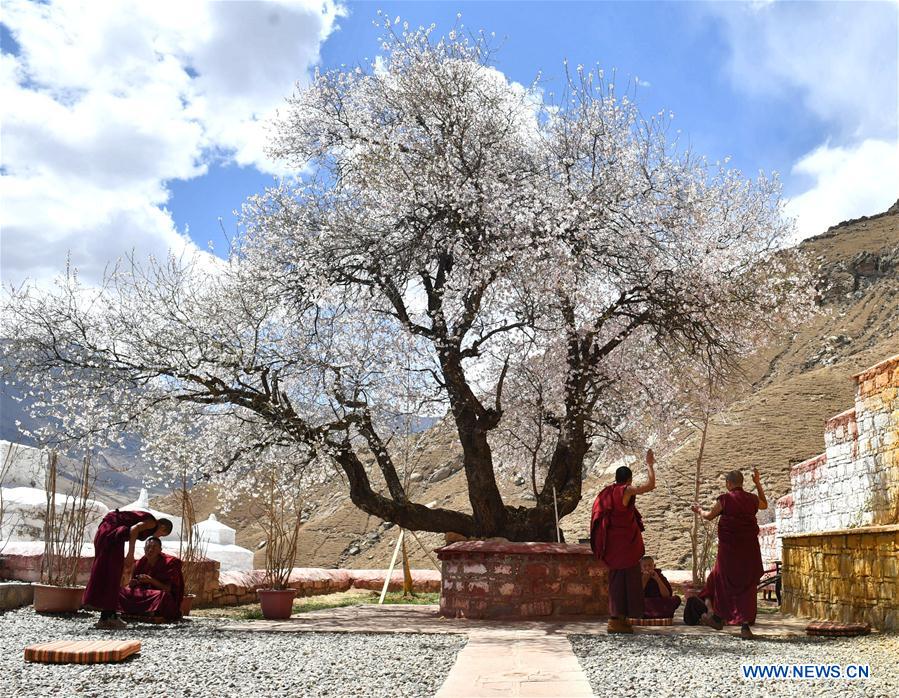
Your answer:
615,466 -> 633,484
725,470 -> 744,487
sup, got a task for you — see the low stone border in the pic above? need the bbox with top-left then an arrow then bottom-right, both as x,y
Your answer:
0,581 -> 34,610
204,568 -> 440,608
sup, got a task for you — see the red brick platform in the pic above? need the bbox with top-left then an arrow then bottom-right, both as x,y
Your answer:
435,541 -> 608,619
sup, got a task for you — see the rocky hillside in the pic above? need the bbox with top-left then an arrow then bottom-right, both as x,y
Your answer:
149,200 -> 899,571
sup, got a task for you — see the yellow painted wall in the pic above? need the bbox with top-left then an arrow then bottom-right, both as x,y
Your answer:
782,526 -> 899,630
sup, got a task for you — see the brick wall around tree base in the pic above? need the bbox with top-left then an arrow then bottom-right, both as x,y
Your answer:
435,541 -> 608,619
781,525 -> 899,631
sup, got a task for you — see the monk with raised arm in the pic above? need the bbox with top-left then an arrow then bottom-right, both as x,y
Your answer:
691,467 -> 768,640
83,509 -> 173,629
590,449 -> 656,634
118,536 -> 185,622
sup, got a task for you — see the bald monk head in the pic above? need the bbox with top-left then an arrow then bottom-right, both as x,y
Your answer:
154,518 -> 174,537
724,470 -> 744,491
615,466 -> 633,485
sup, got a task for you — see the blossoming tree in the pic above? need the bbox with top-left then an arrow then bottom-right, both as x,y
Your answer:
3,24 -> 812,541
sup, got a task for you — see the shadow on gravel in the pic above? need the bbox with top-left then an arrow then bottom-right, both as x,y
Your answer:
567,632 -> 841,661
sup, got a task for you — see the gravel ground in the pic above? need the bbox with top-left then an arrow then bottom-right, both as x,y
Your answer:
0,608 -> 466,698
571,631 -> 899,698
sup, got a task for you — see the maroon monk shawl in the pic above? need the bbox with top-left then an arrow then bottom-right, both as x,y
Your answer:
700,488 -> 763,625
644,569 -> 673,598
590,483 -> 645,570
119,552 -> 184,621
83,509 -> 157,611
643,569 -> 681,619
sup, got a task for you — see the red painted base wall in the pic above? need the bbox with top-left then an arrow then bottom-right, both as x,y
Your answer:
436,541 -> 609,619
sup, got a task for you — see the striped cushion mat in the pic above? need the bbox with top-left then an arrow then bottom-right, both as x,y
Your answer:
628,617 -> 674,626
24,640 -> 141,664
806,621 -> 871,637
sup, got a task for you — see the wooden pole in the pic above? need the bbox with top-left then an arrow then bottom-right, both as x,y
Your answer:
401,534 -> 414,597
407,529 -> 441,571
379,529 -> 404,604
552,485 -> 561,543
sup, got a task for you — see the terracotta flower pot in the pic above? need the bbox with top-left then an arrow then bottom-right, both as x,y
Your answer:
32,583 -> 86,613
180,594 -> 196,617
257,588 -> 297,620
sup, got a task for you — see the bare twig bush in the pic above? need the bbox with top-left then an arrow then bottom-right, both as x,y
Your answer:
258,466 -> 303,591
41,452 -> 96,587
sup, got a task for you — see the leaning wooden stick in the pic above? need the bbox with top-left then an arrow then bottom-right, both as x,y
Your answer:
378,529 -> 405,604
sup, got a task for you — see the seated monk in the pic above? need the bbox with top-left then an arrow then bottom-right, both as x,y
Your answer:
84,508 -> 173,629
691,467 -> 768,640
118,536 -> 185,622
640,556 -> 681,618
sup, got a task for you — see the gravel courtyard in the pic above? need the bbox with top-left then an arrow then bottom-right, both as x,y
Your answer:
571,631 -> 899,698
0,608 -> 466,698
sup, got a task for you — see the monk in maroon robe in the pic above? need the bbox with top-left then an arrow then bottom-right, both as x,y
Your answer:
119,536 -> 184,621
640,555 -> 681,619
691,468 -> 768,639
590,449 -> 656,633
83,509 -> 173,629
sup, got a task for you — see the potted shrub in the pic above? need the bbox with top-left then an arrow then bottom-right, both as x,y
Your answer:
34,452 -> 97,613
255,466 -> 303,620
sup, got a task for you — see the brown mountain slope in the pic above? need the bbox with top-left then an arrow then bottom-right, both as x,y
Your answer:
157,202 -> 899,571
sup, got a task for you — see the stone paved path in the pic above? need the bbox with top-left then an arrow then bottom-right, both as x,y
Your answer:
219,605 -> 814,697
435,629 -> 593,697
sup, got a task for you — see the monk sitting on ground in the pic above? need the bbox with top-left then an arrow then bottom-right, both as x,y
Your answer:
640,556 -> 681,619
119,536 -> 185,622
590,449 -> 656,634
83,509 -> 173,629
691,467 -> 768,640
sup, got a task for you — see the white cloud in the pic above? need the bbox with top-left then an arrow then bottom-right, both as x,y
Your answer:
704,1 -> 898,238
785,139 -> 899,241
707,1 -> 898,140
0,0 -> 343,288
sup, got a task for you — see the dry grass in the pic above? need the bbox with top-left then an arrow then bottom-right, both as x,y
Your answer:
191,589 -> 441,621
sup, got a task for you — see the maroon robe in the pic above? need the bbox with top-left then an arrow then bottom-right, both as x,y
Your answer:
119,552 -> 184,621
700,488 -> 763,625
591,483 -> 646,618
590,483 -> 645,569
83,509 -> 157,611
643,569 -> 682,619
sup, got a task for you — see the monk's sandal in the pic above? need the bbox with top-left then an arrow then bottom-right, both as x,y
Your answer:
95,618 -> 128,630
701,613 -> 724,631
607,618 -> 634,634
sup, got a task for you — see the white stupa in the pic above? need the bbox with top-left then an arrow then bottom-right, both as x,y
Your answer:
193,514 -> 253,572
120,488 -> 181,542
195,513 -> 234,545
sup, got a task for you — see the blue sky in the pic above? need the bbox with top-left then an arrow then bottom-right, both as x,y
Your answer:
2,1 -> 897,286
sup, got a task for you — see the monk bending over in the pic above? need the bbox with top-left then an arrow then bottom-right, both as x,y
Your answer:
119,536 -> 185,622
83,509 -> 173,629
640,556 -> 681,619
590,449 -> 656,634
691,468 -> 767,640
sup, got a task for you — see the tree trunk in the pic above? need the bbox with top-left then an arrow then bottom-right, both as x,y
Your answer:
454,411 -> 509,537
